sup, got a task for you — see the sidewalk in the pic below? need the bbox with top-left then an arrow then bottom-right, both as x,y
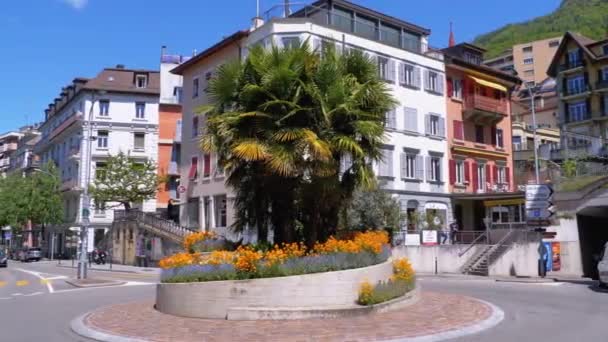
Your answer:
418,272 -> 590,284
55,261 -> 160,275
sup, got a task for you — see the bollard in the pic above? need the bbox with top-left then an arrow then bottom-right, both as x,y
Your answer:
435,256 -> 438,275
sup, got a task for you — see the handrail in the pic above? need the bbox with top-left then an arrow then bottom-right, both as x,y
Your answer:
458,231 -> 488,257
114,209 -> 194,239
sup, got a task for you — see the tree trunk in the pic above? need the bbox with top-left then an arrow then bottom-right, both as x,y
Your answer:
123,202 -> 131,211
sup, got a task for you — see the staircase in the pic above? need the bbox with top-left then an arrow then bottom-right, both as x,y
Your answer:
461,230 -> 517,276
114,210 -> 194,244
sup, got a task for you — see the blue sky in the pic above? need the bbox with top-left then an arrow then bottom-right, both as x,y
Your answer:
0,0 -> 560,132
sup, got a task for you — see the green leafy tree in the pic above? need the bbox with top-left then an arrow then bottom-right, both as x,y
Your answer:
201,42 -> 396,245
339,187 -> 404,232
89,152 -> 159,210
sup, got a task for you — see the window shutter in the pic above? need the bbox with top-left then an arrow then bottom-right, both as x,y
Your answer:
404,107 -> 418,132
491,126 -> 497,145
400,153 -> 406,179
414,67 -> 422,89
189,157 -> 198,180
449,159 -> 456,185
505,167 -> 511,188
416,155 -> 424,180
424,114 -> 431,135
454,120 -> 463,140
438,117 -> 445,137
486,164 -> 492,185
423,69 -> 429,90
493,165 -> 498,184
203,154 -> 211,177
388,59 -> 396,82
447,77 -> 454,97
398,63 -> 406,85
391,109 -> 397,128
472,162 -> 478,192
437,73 -> 445,95
464,161 -> 471,183
426,156 -> 432,181
498,129 -> 504,147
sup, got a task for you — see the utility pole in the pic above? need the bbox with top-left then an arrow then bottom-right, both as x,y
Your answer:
526,83 -> 541,184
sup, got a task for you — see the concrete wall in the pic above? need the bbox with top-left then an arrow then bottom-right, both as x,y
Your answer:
489,243 -> 538,277
156,260 -> 393,319
393,245 -> 483,274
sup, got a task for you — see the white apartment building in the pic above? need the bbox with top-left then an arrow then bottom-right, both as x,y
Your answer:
35,66 -> 160,255
173,0 -> 452,237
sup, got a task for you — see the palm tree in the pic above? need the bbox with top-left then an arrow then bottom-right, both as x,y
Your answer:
200,41 -> 396,245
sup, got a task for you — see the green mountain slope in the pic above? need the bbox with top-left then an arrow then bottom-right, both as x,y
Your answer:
473,0 -> 608,59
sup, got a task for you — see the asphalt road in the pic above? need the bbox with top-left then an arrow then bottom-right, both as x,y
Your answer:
1,261 -> 607,342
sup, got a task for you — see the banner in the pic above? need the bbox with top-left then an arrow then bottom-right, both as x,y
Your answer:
552,242 -> 561,271
421,230 -> 438,246
404,234 -> 421,246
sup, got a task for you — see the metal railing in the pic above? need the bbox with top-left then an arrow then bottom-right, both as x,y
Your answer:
114,209 -> 194,238
596,80 -> 608,90
558,60 -> 585,72
457,231 -> 488,257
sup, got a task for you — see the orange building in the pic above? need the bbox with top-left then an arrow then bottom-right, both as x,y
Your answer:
441,43 -> 524,232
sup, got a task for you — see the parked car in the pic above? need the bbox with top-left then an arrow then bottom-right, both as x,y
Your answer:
598,242 -> 608,288
0,250 -> 7,267
19,248 -> 41,262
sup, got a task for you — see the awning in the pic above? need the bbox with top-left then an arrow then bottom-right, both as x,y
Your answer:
483,198 -> 525,207
469,76 -> 507,92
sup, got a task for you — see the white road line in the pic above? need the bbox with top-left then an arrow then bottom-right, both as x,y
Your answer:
14,268 -> 56,293
23,291 -> 44,297
0,297 -> 11,300
11,293 -> 23,296
53,281 -> 155,294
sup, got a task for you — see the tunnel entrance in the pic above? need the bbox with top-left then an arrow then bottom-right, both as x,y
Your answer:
577,207 -> 608,279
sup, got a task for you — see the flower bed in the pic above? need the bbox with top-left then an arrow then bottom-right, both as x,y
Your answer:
159,231 -> 390,283
357,258 -> 416,305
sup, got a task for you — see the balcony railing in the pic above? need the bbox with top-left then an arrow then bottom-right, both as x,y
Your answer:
596,80 -> 608,90
464,94 -> 508,116
562,84 -> 591,97
563,112 -> 591,124
558,60 -> 585,72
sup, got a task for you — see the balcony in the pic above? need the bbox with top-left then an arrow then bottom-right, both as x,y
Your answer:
558,60 -> 585,73
596,80 -> 608,92
0,158 -> 10,168
174,120 -> 182,143
561,85 -> 591,100
563,112 -> 592,124
463,94 -> 508,124
0,143 -> 18,153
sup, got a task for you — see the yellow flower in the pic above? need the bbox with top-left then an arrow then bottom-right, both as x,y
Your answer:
358,280 -> 374,305
159,252 -> 200,269
207,250 -> 235,266
183,231 -> 216,252
393,258 -> 415,282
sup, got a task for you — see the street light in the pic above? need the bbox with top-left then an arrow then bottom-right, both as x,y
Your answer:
525,82 -> 541,184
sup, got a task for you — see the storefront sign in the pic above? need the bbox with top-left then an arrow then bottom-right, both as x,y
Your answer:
421,230 -> 438,246
552,242 -> 561,271
404,233 -> 421,246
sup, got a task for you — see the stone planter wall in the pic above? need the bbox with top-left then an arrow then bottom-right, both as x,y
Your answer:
156,260 -> 394,319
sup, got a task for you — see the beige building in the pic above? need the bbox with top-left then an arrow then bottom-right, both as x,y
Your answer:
485,36 -> 562,86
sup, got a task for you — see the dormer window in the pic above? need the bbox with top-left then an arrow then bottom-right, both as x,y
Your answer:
463,52 -> 482,65
135,74 -> 148,88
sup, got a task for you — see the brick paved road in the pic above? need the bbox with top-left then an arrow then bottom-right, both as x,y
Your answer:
84,291 -> 491,342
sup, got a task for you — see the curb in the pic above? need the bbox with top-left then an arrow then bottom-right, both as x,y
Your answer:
66,279 -> 127,288
71,313 -> 149,342
494,278 -> 556,284
380,298 -> 504,342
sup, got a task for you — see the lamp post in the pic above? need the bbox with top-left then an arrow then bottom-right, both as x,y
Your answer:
525,82 -> 541,184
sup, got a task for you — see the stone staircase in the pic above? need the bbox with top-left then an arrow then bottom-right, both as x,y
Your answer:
460,230 -> 517,276
114,210 -> 194,244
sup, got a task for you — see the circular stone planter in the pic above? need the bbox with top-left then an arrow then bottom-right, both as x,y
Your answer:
156,260 -> 409,320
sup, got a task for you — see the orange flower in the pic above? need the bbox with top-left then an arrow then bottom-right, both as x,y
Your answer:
159,252 -> 200,269
393,258 -> 415,282
207,250 -> 235,266
234,246 -> 263,272
183,231 -> 216,252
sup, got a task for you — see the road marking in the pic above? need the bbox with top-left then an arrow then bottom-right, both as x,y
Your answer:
53,281 -> 155,294
14,268 -> 56,293
23,291 -> 43,297
16,280 -> 29,287
0,297 -> 11,300
11,293 -> 23,296
0,281 -> 6,287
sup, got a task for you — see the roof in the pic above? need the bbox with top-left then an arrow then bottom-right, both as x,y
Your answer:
83,68 -> 160,95
442,45 -> 522,86
171,30 -> 249,75
547,31 -> 608,77
311,0 -> 431,36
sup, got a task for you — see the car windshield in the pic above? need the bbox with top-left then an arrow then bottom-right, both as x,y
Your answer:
29,248 -> 41,252
0,251 -> 5,257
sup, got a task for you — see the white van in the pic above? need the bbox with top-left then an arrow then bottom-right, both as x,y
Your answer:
598,242 -> 608,288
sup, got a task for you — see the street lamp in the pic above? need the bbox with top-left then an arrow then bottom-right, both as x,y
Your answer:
525,82 -> 541,184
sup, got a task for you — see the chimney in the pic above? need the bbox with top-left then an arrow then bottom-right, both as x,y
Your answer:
115,64 -> 125,69
448,22 -> 455,47
283,0 -> 291,17
251,17 -> 265,31
161,45 -> 167,60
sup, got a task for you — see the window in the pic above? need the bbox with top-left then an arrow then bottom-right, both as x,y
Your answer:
399,63 -> 418,88
95,162 -> 107,180
377,56 -> 394,82
523,58 -> 534,65
602,67 -> 608,82
522,46 -> 533,53
378,148 -> 393,177
426,114 -> 444,137
354,15 -> 377,40
453,78 -> 462,99
385,109 -> 397,129
192,116 -> 199,138
477,163 -> 486,191
495,128 -> 504,148
380,24 -> 400,48
133,132 -> 145,150
97,131 -> 108,148
475,125 -> 484,144
281,36 -> 300,49
203,154 -> 211,178
463,52 -> 481,65
428,155 -> 441,182
192,78 -> 199,98
173,86 -> 183,103
429,115 -> 439,136
567,75 -> 586,94
497,165 -> 507,184
99,100 -> 110,116
403,107 -> 418,132
203,71 -> 213,93
567,49 -> 581,67
189,157 -> 198,180
331,7 -> 353,32
549,40 -> 560,48
94,201 -> 105,215
402,152 -> 416,179
424,70 -> 443,94
603,45 -> 608,56
135,102 -> 145,119
135,74 -> 148,88
568,101 -> 588,122
214,195 -> 227,228
524,69 -> 534,76
455,160 -> 465,184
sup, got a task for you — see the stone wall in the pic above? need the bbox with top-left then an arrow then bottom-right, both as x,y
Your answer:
156,260 -> 394,319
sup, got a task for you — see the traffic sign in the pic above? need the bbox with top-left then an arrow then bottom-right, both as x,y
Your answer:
178,185 -> 186,194
525,200 -> 553,210
525,184 -> 553,201
526,208 -> 554,220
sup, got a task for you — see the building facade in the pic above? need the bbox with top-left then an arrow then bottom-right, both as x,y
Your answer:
8,124 -> 42,175
442,43 -> 522,233
485,36 -> 562,86
547,31 -> 608,159
35,66 -> 160,256
173,0 -> 454,237
0,131 -> 23,177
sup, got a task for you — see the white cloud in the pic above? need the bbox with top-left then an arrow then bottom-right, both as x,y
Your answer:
61,0 -> 88,10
